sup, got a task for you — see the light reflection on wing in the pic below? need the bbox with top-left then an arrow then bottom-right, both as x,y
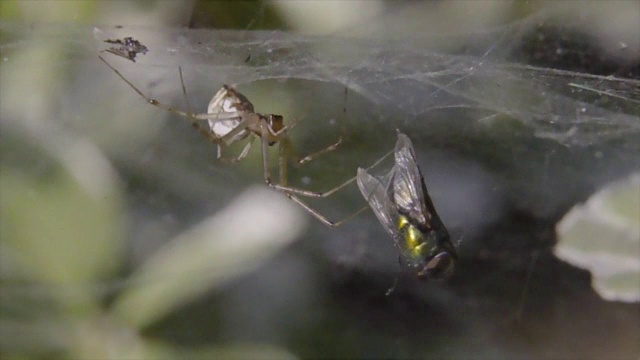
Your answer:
392,133 -> 429,226
357,168 -> 399,239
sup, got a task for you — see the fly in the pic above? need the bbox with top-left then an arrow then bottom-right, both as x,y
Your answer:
357,131 -> 457,279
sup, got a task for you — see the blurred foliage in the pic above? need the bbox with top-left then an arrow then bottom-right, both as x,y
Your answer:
1,1 -> 639,359
189,1 -> 286,30
556,173 -> 640,302
0,149 -> 302,358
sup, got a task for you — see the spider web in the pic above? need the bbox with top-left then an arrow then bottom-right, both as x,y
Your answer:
89,17 -> 640,221
88,22 -> 639,149
1,15 -> 638,247
1,8 -> 639,359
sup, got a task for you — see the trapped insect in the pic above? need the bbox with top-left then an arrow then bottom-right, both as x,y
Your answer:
94,29 -> 149,63
99,54 -> 379,227
102,37 -> 148,62
357,131 -> 457,279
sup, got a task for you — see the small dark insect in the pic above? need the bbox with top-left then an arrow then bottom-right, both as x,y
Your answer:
102,37 -> 149,63
357,131 -> 457,280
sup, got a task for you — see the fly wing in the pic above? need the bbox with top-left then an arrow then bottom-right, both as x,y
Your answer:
357,168 -> 399,239
392,133 -> 429,226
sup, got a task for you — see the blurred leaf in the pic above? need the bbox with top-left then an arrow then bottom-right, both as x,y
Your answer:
556,173 -> 640,302
0,166 -> 124,288
112,186 -> 306,329
0,318 -> 67,354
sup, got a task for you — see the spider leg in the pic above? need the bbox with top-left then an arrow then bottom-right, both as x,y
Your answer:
176,67 -> 248,151
293,85 -> 349,165
386,273 -> 400,296
265,146 -> 394,228
176,64 -> 230,147
258,120 -> 300,186
272,128 -> 369,227
100,55 -> 233,146
273,129 -> 334,186
100,55 -> 255,142
184,92 -> 253,147
278,134 -> 290,186
99,55 -> 194,119
178,66 -> 193,117
289,84 -> 349,165
236,136 -> 255,161
163,65 -> 258,161
218,134 -> 256,163
263,120 -> 296,138
260,125 -> 275,185
185,111 -> 249,147
269,148 -> 394,198
297,135 -> 343,165
287,194 -> 370,228
213,115 -> 252,144
269,120 -> 343,166
195,111 -> 246,122
258,120 -> 298,186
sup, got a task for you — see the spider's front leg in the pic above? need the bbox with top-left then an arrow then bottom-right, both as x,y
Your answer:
254,118 -> 296,185
217,136 -> 256,164
297,135 -> 344,165
254,115 -> 397,228
278,132 -> 344,168
254,125 -> 361,228
269,146 -> 394,199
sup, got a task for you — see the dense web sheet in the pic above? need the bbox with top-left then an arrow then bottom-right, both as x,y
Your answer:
90,25 -> 640,148
3,21 -> 636,150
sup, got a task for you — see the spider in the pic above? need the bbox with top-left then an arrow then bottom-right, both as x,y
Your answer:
99,55 -> 391,227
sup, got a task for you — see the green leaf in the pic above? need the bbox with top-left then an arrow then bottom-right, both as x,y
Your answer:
556,173 -> 640,302
112,187 -> 306,329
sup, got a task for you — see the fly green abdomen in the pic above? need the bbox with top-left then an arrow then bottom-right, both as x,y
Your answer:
398,215 -> 432,264
357,131 -> 457,279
